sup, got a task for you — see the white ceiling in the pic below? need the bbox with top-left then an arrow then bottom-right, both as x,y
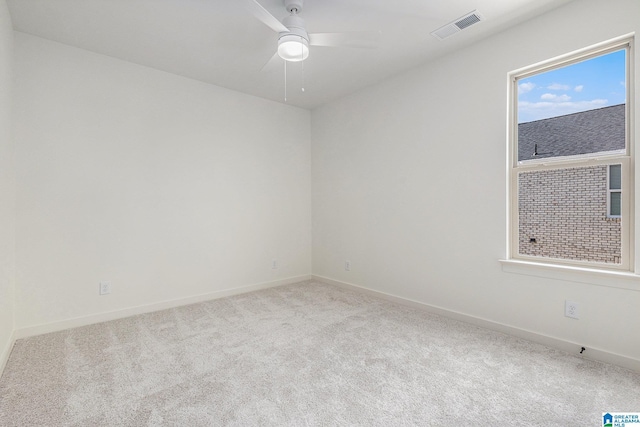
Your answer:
7,0 -> 571,110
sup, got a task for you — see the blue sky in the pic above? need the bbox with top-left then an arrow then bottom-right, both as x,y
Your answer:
517,49 -> 626,123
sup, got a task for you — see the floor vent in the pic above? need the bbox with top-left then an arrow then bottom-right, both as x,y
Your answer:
431,10 -> 483,40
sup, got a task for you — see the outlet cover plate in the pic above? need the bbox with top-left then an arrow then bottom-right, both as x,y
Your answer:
99,281 -> 112,295
565,300 -> 579,319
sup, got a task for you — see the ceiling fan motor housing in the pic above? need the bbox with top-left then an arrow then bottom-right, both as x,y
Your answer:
278,14 -> 309,61
280,15 -> 308,39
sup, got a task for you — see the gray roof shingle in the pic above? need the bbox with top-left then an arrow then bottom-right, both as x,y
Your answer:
518,104 -> 625,161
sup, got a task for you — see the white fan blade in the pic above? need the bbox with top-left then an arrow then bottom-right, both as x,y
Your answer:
309,31 -> 381,49
243,0 -> 289,33
261,52 -> 282,72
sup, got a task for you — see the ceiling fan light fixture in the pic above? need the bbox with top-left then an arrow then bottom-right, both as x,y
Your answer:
278,35 -> 309,62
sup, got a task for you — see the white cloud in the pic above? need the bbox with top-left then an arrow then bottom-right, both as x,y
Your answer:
574,85 -> 584,92
518,82 -> 535,95
540,93 -> 571,102
620,81 -> 626,87
518,99 -> 609,122
547,83 -> 570,90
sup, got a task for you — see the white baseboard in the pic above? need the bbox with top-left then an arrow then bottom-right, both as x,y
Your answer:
14,275 -> 311,341
0,329 -> 16,380
9,273 -> 639,374
313,275 -> 640,373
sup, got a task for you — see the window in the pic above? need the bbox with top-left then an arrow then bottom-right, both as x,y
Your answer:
509,37 -> 633,271
608,164 -> 621,218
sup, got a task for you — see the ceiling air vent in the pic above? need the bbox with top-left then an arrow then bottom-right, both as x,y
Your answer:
431,10 -> 483,40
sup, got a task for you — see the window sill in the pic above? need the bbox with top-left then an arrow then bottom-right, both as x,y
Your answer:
499,259 -> 640,291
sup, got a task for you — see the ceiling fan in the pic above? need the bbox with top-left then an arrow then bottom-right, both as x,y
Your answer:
243,0 -> 380,65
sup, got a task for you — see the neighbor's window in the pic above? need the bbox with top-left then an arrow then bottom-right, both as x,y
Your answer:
608,164 -> 621,218
509,38 -> 632,270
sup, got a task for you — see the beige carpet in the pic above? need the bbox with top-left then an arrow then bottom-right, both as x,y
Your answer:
1,280 -> 638,426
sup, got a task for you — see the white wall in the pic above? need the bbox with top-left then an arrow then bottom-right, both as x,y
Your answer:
0,0 -> 14,371
13,33 -> 311,331
312,0 -> 640,367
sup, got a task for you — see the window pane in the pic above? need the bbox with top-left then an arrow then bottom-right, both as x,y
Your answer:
518,164 -> 621,264
517,49 -> 626,162
609,164 -> 621,189
610,191 -> 621,216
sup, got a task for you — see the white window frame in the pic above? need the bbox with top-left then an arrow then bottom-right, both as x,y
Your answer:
507,36 -> 634,272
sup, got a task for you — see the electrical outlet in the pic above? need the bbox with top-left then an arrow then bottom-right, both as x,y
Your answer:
345,260 -> 351,271
565,300 -> 579,319
99,281 -> 111,295
272,260 -> 278,269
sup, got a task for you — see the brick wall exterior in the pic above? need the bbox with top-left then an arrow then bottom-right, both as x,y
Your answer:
518,165 -> 621,264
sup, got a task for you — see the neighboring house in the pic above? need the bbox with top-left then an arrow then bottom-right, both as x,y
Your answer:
518,104 -> 625,161
517,104 -> 625,264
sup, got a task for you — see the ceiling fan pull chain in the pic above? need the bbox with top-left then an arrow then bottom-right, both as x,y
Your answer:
284,60 -> 287,102
301,36 -> 305,92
